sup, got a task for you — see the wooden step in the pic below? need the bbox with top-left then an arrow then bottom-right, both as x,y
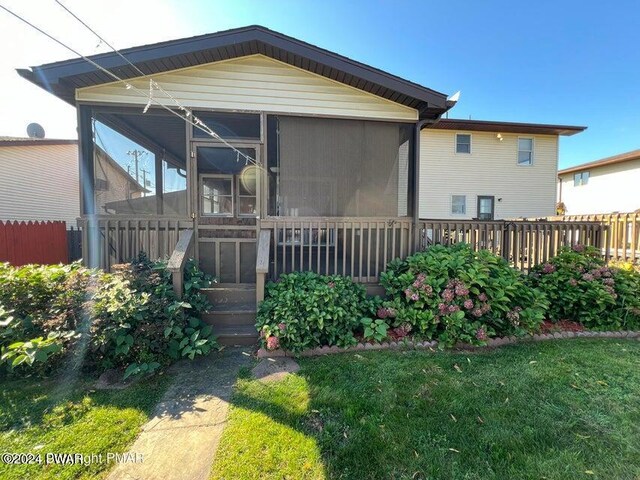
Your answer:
203,304 -> 256,327
213,325 -> 258,346
201,285 -> 256,305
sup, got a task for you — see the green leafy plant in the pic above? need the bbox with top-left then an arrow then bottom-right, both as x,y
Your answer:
529,245 -> 640,330
0,333 -> 67,371
0,254 -> 217,378
380,244 -> 547,347
361,318 -> 389,342
256,272 -> 369,353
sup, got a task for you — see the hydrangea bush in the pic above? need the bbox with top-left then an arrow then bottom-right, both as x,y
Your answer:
529,245 -> 640,330
256,272 -> 373,353
380,244 -> 547,347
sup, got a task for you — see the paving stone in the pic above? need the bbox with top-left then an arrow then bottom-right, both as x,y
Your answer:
252,357 -> 300,383
107,348 -> 251,480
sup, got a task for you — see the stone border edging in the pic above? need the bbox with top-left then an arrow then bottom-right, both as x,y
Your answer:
257,330 -> 640,358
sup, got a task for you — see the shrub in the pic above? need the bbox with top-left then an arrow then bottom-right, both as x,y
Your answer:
529,245 -> 640,330
0,255 -> 217,378
380,244 -> 547,347
88,254 -> 217,376
256,272 -> 369,352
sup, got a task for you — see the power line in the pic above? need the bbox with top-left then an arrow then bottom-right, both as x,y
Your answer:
0,2 -> 258,166
52,0 -> 258,166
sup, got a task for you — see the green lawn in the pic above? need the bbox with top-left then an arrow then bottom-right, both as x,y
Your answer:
212,339 -> 640,480
0,374 -> 168,480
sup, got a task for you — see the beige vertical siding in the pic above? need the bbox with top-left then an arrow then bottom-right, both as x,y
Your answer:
419,129 -> 558,219
76,54 -> 418,121
0,144 -> 80,226
558,159 -> 640,215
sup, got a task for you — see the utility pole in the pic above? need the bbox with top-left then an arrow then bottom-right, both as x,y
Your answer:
127,149 -> 147,185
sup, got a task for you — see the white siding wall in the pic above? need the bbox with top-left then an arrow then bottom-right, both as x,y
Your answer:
76,54 -> 418,121
419,130 -> 558,219
0,144 -> 80,226
558,159 -> 640,215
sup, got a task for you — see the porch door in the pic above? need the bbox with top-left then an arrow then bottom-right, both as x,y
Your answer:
194,144 -> 260,284
477,196 -> 495,220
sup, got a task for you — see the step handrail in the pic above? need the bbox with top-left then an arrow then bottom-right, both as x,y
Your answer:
256,229 -> 271,305
168,229 -> 195,298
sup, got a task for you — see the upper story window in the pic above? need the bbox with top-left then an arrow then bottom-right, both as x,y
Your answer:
517,138 -> 534,165
456,134 -> 471,154
574,171 -> 589,186
451,195 -> 466,215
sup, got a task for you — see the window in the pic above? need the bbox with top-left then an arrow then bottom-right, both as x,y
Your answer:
192,111 -> 260,140
237,166 -> 258,216
95,178 -> 109,191
574,171 -> 589,186
201,176 -> 233,215
451,195 -> 466,215
456,134 -> 471,154
518,138 -> 533,165
477,196 -> 495,220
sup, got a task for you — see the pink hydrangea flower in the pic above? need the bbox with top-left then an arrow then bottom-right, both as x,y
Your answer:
410,293 -> 420,301
542,263 -> 556,274
603,277 -> 614,286
377,307 -> 389,319
472,308 -> 483,318
438,303 -> 448,314
266,336 -> 280,350
476,327 -> 488,341
448,304 -> 460,313
404,288 -> 413,298
463,299 -> 474,310
582,273 -> 594,281
278,322 -> 286,332
568,278 -> 578,287
481,303 -> 491,314
422,284 -> 433,296
455,285 -> 469,296
442,289 -> 455,302
328,282 -> 335,288
478,293 -> 488,302
572,244 -> 585,253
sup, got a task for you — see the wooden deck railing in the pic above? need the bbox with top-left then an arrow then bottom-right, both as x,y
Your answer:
256,229 -> 271,305
167,229 -> 195,297
418,219 -> 607,271
79,215 -> 192,271
542,213 -> 640,262
259,217 -> 414,283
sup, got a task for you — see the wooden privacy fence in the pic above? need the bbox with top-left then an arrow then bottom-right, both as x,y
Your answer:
0,220 -> 68,266
79,216 -> 192,271
419,219 -> 607,271
260,217 -> 413,283
547,214 -> 640,262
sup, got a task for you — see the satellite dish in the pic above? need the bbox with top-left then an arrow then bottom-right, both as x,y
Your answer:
26,123 -> 45,139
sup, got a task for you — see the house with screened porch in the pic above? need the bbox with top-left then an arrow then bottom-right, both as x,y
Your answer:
18,26 -> 586,344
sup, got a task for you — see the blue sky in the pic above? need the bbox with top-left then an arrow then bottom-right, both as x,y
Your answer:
184,0 -> 640,168
1,0 -> 638,169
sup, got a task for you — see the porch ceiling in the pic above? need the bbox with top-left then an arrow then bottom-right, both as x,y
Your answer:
17,25 -> 450,120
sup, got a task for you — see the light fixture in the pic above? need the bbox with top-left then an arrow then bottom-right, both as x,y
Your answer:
496,133 -> 503,142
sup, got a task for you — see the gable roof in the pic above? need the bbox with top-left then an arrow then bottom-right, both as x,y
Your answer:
17,25 -> 450,120
429,118 -> 586,136
558,149 -> 640,175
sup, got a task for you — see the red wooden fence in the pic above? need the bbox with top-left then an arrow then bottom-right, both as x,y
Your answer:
0,221 -> 69,266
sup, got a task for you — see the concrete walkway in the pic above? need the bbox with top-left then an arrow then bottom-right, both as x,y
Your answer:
107,347 -> 252,480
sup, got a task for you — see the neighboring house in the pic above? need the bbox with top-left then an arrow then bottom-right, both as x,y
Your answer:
0,137 -> 79,226
421,119 -> 585,220
17,25 -> 583,286
557,149 -> 640,215
0,137 -> 149,225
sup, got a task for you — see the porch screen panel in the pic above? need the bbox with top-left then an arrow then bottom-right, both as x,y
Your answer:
271,115 -> 411,217
91,109 -> 187,216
